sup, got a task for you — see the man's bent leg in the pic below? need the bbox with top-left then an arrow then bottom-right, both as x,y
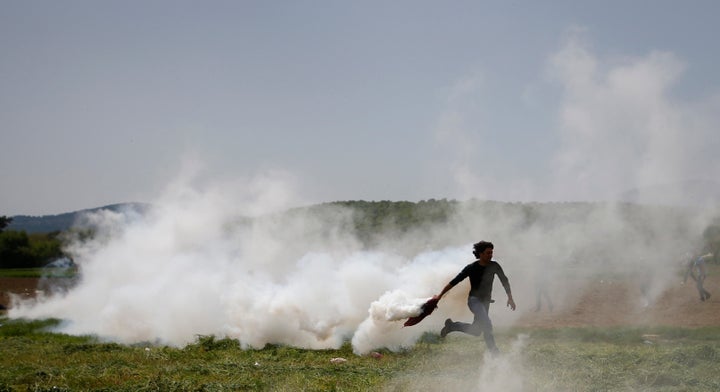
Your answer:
452,321 -> 482,336
467,297 -> 498,352
452,297 -> 499,352
698,276 -> 711,301
452,297 -> 483,336
454,297 -> 487,336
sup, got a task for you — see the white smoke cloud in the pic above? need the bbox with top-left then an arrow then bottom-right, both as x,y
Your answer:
8,31 -> 719,361
474,334 -> 530,391
548,28 -> 720,203
9,171 -> 474,353
11,174 -> 706,355
431,28 -> 720,206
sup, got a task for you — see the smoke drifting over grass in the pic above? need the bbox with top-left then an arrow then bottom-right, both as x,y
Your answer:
7,171 -> 454,351
475,334 -> 529,391
9,175 -> 711,354
8,31 -> 720,361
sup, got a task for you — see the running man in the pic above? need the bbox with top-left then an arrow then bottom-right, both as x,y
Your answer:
433,241 -> 516,354
684,253 -> 713,301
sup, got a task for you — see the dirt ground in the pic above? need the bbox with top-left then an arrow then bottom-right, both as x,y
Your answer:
0,277 -> 77,311
0,277 -> 47,310
513,274 -> 720,328
2,275 -> 719,328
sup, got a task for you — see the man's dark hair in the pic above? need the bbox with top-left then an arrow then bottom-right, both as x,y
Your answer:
473,241 -> 494,254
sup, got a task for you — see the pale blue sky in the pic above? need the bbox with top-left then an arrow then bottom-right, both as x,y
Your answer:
2,0 -> 719,215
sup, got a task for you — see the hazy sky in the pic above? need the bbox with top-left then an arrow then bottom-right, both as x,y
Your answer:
2,0 -> 720,215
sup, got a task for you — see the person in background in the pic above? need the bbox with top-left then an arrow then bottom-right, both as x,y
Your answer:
534,265 -> 554,312
433,241 -> 516,354
684,253 -> 713,301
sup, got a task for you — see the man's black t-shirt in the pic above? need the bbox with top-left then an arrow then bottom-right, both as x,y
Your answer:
449,260 -> 511,302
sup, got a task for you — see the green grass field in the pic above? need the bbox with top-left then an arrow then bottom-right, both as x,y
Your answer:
0,268 -> 75,279
0,269 -> 46,278
1,317 -> 719,391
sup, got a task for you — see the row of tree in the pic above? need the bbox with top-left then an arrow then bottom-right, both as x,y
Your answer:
1,216 -> 65,268
2,199 -> 719,269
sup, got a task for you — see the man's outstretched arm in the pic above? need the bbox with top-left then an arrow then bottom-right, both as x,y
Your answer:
434,283 -> 454,300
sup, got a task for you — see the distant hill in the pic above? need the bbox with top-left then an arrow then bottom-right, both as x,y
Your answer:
6,191 -> 718,236
7,203 -> 152,233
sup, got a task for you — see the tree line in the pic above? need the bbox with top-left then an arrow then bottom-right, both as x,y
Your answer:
1,217 -> 64,268
2,199 -> 719,269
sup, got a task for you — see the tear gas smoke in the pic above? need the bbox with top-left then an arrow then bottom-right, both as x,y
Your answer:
433,29 -> 720,207
8,175 -> 711,355
8,174 -> 466,353
9,32 -> 720,358
474,334 -> 529,392
382,333 -> 531,391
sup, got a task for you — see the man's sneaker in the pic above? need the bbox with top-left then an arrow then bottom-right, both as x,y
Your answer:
440,318 -> 452,338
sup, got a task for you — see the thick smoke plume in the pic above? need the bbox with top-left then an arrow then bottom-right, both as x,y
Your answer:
8,173 -> 462,353
9,32 -> 720,360
9,174 -> 711,355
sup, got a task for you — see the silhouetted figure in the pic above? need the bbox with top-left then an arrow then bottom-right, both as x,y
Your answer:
534,266 -> 553,312
433,241 -> 516,354
684,253 -> 712,301
637,258 -> 653,308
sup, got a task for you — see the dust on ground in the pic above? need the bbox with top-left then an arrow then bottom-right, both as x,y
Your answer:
2,275 -> 719,327
514,274 -> 720,328
0,277 -> 75,311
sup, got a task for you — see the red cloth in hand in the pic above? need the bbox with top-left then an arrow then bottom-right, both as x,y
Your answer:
403,297 -> 439,327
